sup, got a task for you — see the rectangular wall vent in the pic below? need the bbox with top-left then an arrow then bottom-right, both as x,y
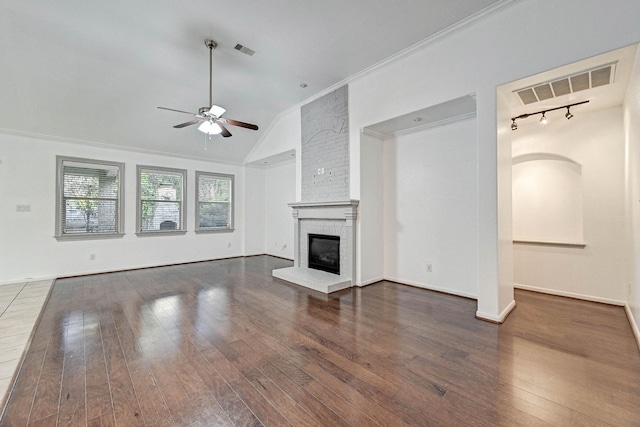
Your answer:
514,62 -> 617,105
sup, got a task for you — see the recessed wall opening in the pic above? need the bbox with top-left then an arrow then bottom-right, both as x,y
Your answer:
497,43 -> 638,305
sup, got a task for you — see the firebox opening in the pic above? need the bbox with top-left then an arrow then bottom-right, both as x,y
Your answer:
308,234 -> 340,275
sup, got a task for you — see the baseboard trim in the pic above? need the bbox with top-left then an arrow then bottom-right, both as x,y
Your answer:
625,304 -> 640,353
514,283 -> 626,306
358,277 -> 384,287
476,299 -> 517,324
1,255 -> 294,286
263,254 -> 294,262
383,276 -> 478,300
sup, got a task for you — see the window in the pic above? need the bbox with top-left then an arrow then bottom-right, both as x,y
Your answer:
196,172 -> 234,232
55,156 -> 124,240
137,165 -> 186,234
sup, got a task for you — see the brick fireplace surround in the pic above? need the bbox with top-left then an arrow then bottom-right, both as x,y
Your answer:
272,200 -> 358,293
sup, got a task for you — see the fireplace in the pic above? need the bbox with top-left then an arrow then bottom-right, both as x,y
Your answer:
308,234 -> 340,275
271,200 -> 358,293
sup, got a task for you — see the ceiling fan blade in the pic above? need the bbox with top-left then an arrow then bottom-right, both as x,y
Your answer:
219,118 -> 259,131
208,105 -> 226,117
217,121 -> 232,137
174,119 -> 202,128
157,106 -> 196,115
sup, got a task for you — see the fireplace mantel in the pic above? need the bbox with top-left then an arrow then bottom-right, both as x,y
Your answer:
273,200 -> 359,293
289,200 -> 358,219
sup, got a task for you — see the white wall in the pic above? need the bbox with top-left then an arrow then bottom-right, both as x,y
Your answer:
243,166 -> 266,256
347,0 -> 640,319
358,132 -> 384,285
624,45 -> 640,343
348,0 -> 640,319
242,0 -> 640,319
0,132 -> 246,284
512,107 -> 627,303
263,160 -> 296,260
246,108 -> 302,201
381,118 -> 479,298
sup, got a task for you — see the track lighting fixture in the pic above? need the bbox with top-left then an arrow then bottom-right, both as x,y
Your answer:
510,100 -> 588,131
565,107 -> 574,120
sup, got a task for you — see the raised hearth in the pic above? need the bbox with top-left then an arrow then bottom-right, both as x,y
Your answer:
272,200 -> 358,293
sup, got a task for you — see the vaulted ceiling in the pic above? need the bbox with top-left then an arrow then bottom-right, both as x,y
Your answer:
0,0 -> 506,164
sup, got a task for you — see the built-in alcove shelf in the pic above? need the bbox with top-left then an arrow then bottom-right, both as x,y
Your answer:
513,240 -> 587,248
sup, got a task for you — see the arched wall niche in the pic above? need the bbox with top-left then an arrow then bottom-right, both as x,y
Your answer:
512,153 -> 585,245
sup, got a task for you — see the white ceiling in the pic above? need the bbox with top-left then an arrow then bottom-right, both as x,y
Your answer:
0,0 -> 506,164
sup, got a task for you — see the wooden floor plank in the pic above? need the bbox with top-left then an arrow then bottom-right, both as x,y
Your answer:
2,256 -> 640,426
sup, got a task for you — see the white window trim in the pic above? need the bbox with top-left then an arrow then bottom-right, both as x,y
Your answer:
55,156 -> 125,241
136,165 -> 187,236
195,171 -> 235,234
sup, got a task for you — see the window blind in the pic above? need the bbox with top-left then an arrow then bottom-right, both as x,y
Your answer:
61,161 -> 120,235
138,168 -> 185,232
197,173 -> 232,230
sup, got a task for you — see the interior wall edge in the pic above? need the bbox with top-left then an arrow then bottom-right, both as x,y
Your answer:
476,299 -> 516,324
624,304 -> 640,352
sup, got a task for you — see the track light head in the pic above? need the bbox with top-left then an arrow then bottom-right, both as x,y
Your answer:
565,107 -> 573,120
540,112 -> 548,125
511,119 -> 517,131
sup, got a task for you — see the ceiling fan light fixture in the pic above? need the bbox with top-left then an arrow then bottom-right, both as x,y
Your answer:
208,105 -> 226,118
198,120 -> 222,135
157,39 -> 258,141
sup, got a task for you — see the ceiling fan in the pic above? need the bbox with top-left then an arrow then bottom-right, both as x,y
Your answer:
158,39 -> 258,138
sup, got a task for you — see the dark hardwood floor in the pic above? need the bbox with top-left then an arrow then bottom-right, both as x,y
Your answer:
1,255 -> 640,426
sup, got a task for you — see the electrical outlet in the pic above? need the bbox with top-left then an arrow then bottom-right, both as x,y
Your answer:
426,263 -> 432,273
90,254 -> 96,261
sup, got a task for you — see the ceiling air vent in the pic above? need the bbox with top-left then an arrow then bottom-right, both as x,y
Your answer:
551,79 -> 571,97
234,43 -> 256,56
514,62 -> 616,105
570,73 -> 590,92
591,65 -> 612,87
533,84 -> 554,101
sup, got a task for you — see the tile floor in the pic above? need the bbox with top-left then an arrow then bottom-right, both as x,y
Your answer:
0,280 -> 53,407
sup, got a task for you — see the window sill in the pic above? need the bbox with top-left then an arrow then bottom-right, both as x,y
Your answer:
55,233 -> 125,242
195,228 -> 235,234
135,230 -> 188,237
